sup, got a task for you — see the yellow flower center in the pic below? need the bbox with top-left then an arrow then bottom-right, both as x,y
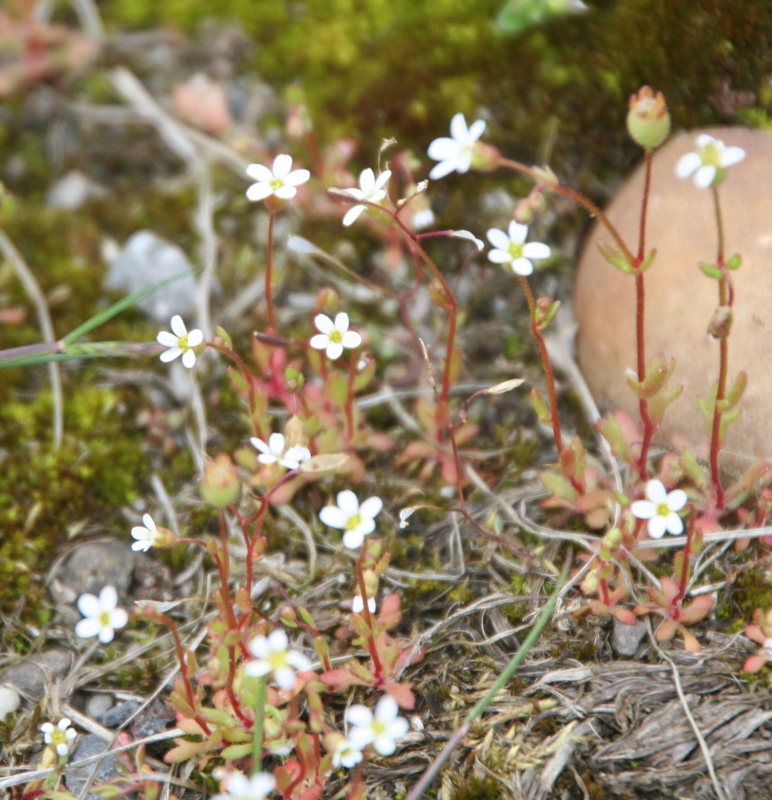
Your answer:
51,728 -> 68,747
329,330 -> 343,344
699,143 -> 720,167
270,178 -> 284,190
266,649 -> 290,671
99,610 -> 111,627
178,334 -> 189,350
656,502 -> 670,517
508,243 -> 524,260
345,513 -> 362,531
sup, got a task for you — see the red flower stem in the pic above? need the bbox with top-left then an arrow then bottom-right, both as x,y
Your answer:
227,645 -> 252,727
217,511 -> 239,630
675,510 -> 695,604
599,577 -> 611,606
355,551 -> 384,680
709,186 -> 729,510
345,348 -> 358,442
207,340 -> 259,430
265,210 -> 277,332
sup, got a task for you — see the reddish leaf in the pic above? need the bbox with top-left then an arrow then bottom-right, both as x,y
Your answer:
745,625 -> 767,646
681,629 -> 701,653
319,667 -> 366,691
382,678 -> 416,709
744,654 -> 768,674
656,618 -> 677,642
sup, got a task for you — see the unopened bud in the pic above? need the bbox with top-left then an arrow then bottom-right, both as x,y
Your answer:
708,305 -> 732,339
602,528 -> 623,551
514,197 -> 534,224
285,414 -> 308,450
316,286 -> 339,313
580,572 -> 599,595
626,86 -> 670,150
470,141 -> 501,172
201,453 -> 241,508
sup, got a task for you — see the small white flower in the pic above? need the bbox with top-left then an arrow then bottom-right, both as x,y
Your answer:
309,313 -> 361,360
675,134 -> 746,189
131,514 -> 161,552
75,586 -> 128,643
340,168 -> 392,226
630,479 -> 688,539
451,230 -> 484,250
332,738 -> 364,769
40,717 -> 77,757
212,771 -> 276,800
319,490 -> 383,549
157,316 -> 204,369
486,221 -> 551,276
398,507 -> 417,529
246,154 -> 310,202
250,433 -> 311,470
427,112 -> 486,180
346,695 -> 409,756
352,595 -> 376,614
245,629 -> 312,690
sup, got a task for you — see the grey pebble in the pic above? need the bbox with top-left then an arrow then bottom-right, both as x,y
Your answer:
97,700 -> 142,729
611,617 -> 647,657
65,735 -> 121,800
59,540 -> 137,601
0,648 -> 72,699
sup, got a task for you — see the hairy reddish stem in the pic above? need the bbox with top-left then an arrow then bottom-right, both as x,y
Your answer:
265,210 -> 276,332
345,348 -> 358,442
355,552 -> 384,681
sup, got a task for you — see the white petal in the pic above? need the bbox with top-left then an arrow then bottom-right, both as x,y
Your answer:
160,347 -> 182,362
309,334 -> 330,350
696,133 -> 716,149
429,158 -> 461,180
455,150 -> 473,173
334,312 -> 350,332
343,205 -> 366,226
523,242 -> 551,260
343,188 -> 366,200
314,314 -> 335,334
452,230 -> 484,250
449,112 -> 469,142
427,137 -> 461,160
647,515 -> 668,539
388,716 -> 409,739
359,168 -> 375,195
645,479 -> 667,504
131,527 -> 150,541
346,704 -> 374,728
373,736 -> 397,755
131,540 -> 151,552
251,437 -> 270,455
246,163 -> 273,182
467,118 -> 486,142
40,723 -> 55,734
75,618 -> 102,639
359,496 -> 383,520
77,593 -> 100,618
693,164 -> 716,188
225,774 -> 252,797
630,500 -> 656,520
370,188 -> 386,203
284,446 -> 310,464
508,220 -> 528,244
244,659 -> 271,677
142,514 -> 156,530
337,490 -> 360,516
488,249 -> 513,264
675,152 -> 701,178
375,695 -> 399,723
257,454 -> 279,465
664,512 -> 684,535
273,154 -> 293,178
341,331 -> 362,349
170,316 -> 187,337
342,529 -> 365,549
156,331 -> 178,347
720,146 -> 745,167
268,433 -> 286,456
66,728 -> 77,739
98,626 -> 115,644
186,329 -> 204,347
182,349 -> 196,368
99,586 -> 118,611
326,341 -> 344,360
268,628 -> 289,651
274,667 -> 297,690
274,185 -> 297,199
248,635 -> 269,658
374,170 -> 392,191
486,228 -> 511,250
509,257 -> 534,276
666,489 -> 688,512
249,773 -> 276,798
246,183 -> 274,201
110,608 -> 128,630
284,168 -> 310,186
56,743 -> 69,756
287,650 -> 313,671
352,519 -> 376,539
319,506 -> 346,529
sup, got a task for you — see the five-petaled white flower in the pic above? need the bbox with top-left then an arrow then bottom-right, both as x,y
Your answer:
40,718 -> 77,757
157,316 -> 204,369
427,112 -> 486,180
346,695 -> 409,756
212,771 -> 276,800
245,629 -> 312,690
352,595 -> 376,614
246,154 -> 310,202
319,490 -> 383,550
630,479 -> 688,539
75,586 -> 128,643
675,134 -> 746,189
250,433 -> 311,470
310,313 -> 361,360
332,738 -> 364,769
486,221 -> 551,276
340,168 -> 392,226
131,514 -> 162,552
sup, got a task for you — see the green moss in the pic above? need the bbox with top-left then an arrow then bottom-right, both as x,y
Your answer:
450,775 -> 502,800
719,568 -> 772,621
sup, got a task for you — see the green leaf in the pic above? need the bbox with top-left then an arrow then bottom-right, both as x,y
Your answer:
221,743 -> 254,760
328,373 -> 348,408
726,253 -> 742,270
638,248 -> 657,272
699,262 -> 723,280
717,371 -> 747,412
597,239 -> 634,274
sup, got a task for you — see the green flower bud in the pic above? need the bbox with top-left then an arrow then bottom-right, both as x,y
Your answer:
626,86 -> 670,150
201,453 -> 241,508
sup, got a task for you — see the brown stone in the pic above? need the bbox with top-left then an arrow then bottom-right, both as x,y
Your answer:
574,127 -> 772,467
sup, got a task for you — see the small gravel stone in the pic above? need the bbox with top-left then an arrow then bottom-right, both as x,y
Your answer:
104,230 -> 197,322
0,685 -> 21,718
1,649 -> 72,699
59,540 -> 137,601
86,694 -> 113,719
65,735 -> 120,800
611,618 -> 647,657
97,700 -> 142,729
